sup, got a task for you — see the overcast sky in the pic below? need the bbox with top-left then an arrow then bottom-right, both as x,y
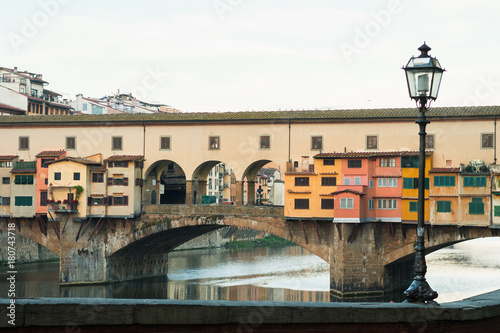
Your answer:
1,0 -> 499,112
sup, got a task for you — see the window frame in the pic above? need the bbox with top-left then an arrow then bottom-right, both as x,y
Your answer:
92,173 -> 104,183
425,134 -> 435,149
481,133 -> 494,148
347,160 -> 362,168
366,135 -> 378,150
209,136 -> 220,150
380,157 -> 396,167
160,136 -> 171,150
294,177 -> 310,187
434,175 -> 456,187
66,136 -> 76,150
469,197 -> 484,215
294,198 -> 309,210
340,198 -> 354,209
323,159 -> 335,166
19,136 -> 29,150
259,135 -> 270,150
54,172 -> 61,181
321,177 -> 336,186
321,198 -> 334,210
311,136 -> 323,151
409,201 -> 418,212
73,172 -> 80,181
112,136 -> 123,151
437,200 -> 452,213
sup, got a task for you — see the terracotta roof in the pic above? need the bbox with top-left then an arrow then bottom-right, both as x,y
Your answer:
0,103 -> 25,114
0,106 -> 499,125
11,168 -> 35,174
35,150 -> 66,157
105,155 -> 143,162
429,167 -> 460,173
329,189 -> 365,196
90,165 -> 107,172
0,155 -> 18,160
25,94 -> 73,109
314,151 -> 431,159
285,172 -> 316,175
46,157 -> 102,166
287,190 -> 311,194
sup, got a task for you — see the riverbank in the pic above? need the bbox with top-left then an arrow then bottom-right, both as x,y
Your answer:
224,235 -> 294,249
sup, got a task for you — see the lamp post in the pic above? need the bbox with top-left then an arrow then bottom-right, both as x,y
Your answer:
403,42 -> 444,304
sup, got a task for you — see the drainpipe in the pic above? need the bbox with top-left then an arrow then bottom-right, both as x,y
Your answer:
141,120 -> 146,215
494,118 -> 497,165
288,119 -> 291,162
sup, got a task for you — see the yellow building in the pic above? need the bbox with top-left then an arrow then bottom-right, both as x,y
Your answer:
285,156 -> 340,220
0,155 -> 17,217
401,154 -> 432,223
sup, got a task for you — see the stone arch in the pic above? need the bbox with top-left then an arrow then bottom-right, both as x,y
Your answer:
190,160 -> 238,205
241,159 -> 282,205
143,160 -> 187,205
0,222 -> 60,255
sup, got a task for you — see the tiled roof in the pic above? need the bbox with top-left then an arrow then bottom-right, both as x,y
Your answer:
91,165 -> 107,172
429,167 -> 460,173
46,157 -> 102,166
11,168 -> 35,174
0,155 -> 18,160
35,150 -> 66,157
285,172 -> 316,175
0,105 -> 499,125
0,103 -> 25,114
315,151 -> 431,159
287,190 -> 312,194
105,155 -> 143,162
329,189 -> 365,196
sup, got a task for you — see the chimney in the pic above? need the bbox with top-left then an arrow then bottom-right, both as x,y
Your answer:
13,67 -> 17,73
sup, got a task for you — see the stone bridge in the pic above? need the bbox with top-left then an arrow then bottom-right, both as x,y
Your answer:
1,206 -> 499,296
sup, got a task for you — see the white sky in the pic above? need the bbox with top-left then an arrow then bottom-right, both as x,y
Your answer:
1,0 -> 499,112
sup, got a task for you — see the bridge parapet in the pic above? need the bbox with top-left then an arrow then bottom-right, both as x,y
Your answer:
143,204 -> 284,217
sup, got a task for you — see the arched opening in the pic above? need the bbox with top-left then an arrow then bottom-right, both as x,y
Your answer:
144,160 -> 186,205
191,161 -> 237,205
242,160 -> 284,206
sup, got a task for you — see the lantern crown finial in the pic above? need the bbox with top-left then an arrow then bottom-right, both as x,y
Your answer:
418,42 -> 431,57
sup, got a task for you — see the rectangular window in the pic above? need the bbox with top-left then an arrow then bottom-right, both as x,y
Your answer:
425,134 -> 435,149
378,199 -> 397,210
321,177 -> 336,186
369,180 -> 374,188
260,135 -> 270,149
73,172 -> 80,181
482,133 -> 494,148
402,156 -> 418,168
340,198 -> 354,209
388,178 -> 397,187
19,136 -> 29,150
463,176 -> 487,187
160,136 -> 171,150
14,196 -> 32,206
66,136 -> 76,150
348,160 -> 362,168
369,199 -> 374,210
2,177 -> 10,184
437,201 -> 452,213
378,178 -> 387,187
112,136 -> 123,150
469,198 -> 484,215
2,197 -> 10,206
40,191 -> 48,207
108,161 -> 128,168
112,196 -> 129,206
209,136 -> 220,150
311,136 -> 322,150
41,158 -> 55,168
321,199 -> 334,210
494,205 -> 500,217
294,198 -> 309,210
92,197 -> 104,206
108,177 -> 129,186
54,172 -> 61,181
366,135 -> 378,149
83,103 -> 88,111
380,158 -> 396,167
354,177 -> 361,185
14,175 -> 34,185
295,177 -> 309,186
92,173 -> 104,183
343,177 -> 351,185
409,201 -> 418,212
323,159 -> 335,166
434,175 -> 455,187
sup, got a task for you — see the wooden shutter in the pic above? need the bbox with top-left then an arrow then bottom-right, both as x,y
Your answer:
123,196 -> 128,206
107,178 -> 113,186
123,177 -> 128,186
87,197 -> 93,206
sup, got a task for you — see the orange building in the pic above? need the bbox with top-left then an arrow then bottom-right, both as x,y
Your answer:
35,150 -> 67,217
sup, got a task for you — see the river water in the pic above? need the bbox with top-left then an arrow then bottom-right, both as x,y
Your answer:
1,238 -> 499,303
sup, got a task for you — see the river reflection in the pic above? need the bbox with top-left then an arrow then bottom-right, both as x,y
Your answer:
1,238 -> 500,303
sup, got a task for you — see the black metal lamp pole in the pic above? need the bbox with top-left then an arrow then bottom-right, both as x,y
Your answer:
403,43 -> 444,304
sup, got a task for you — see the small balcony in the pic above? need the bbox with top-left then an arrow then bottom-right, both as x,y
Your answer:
47,201 -> 78,213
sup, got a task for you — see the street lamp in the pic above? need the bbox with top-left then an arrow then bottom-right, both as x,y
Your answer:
403,42 -> 444,304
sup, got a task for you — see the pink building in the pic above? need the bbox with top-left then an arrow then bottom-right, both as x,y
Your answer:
35,150 -> 66,216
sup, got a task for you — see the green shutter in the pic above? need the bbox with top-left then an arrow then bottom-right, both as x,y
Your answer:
464,177 -> 474,187
437,201 -> 451,213
425,178 -> 429,190
494,206 -> 500,217
469,198 -> 484,215
403,178 -> 414,189
409,201 -> 418,212
476,176 -> 486,187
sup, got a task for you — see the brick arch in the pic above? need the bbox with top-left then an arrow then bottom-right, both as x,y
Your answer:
106,212 -> 329,262
0,220 -> 60,255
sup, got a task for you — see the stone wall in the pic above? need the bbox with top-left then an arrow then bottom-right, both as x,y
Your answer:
0,231 -> 58,263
